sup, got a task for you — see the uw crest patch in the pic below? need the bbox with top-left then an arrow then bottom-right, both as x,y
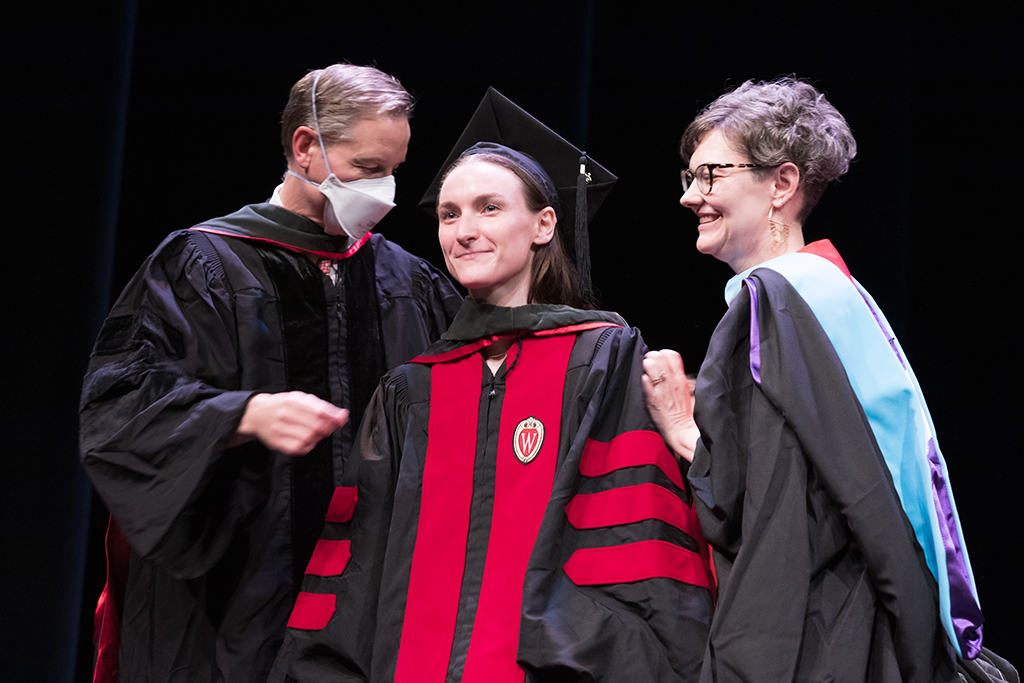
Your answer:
513,416 -> 545,464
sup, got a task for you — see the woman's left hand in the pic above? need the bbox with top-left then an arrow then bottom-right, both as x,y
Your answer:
642,349 -> 699,463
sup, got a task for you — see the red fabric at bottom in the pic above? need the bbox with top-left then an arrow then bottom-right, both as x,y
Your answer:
93,516 -> 131,683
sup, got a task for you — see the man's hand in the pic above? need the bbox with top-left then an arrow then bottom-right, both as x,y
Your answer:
231,391 -> 349,456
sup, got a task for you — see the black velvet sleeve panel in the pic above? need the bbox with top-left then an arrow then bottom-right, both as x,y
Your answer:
80,230 -> 265,577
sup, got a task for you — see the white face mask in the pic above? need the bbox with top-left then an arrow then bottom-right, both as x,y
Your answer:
299,71 -> 397,240
291,170 -> 396,239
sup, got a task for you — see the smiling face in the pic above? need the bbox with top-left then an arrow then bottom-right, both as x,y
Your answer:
437,158 -> 555,307
680,129 -> 777,272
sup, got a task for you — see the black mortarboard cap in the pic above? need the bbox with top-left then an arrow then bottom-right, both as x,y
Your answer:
419,87 -> 616,299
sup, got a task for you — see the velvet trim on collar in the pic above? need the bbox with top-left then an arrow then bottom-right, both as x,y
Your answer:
191,203 -> 364,259
441,297 -> 626,341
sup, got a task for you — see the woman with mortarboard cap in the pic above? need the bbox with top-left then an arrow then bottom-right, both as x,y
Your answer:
271,88 -> 715,683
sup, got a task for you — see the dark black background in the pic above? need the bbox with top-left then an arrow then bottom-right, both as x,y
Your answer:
3,2 -> 1020,680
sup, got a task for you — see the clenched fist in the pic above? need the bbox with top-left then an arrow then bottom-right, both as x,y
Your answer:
232,391 -> 349,456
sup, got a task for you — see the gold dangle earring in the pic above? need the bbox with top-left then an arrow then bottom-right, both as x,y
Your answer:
768,205 -> 789,244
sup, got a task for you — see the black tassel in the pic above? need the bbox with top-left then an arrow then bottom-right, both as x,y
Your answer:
575,154 -> 592,301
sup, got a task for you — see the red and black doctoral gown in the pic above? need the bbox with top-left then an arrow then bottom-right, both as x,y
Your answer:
272,298 -> 716,683
80,203 -> 461,683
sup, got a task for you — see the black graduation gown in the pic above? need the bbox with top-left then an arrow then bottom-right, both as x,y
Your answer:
79,203 -> 462,683
690,267 -> 959,682
271,298 -> 716,683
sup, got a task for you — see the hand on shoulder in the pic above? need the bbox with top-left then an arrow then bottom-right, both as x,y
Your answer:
642,349 -> 699,463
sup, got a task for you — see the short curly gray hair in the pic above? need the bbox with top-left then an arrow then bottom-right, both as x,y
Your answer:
281,64 -> 413,163
680,77 -> 856,221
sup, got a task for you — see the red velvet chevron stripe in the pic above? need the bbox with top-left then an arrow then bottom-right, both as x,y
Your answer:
287,592 -> 336,630
578,430 -> 685,489
571,431 -> 717,598
565,483 -> 702,538
305,540 -> 352,577
564,540 -> 713,590
324,486 -> 358,523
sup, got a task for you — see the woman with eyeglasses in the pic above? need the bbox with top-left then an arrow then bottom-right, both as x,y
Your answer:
642,77 -> 993,682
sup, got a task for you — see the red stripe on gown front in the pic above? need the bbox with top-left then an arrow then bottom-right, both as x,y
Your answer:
462,334 -> 574,682
394,352 -> 482,683
395,333 -> 575,682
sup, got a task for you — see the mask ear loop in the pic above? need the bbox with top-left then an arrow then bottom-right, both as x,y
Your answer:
310,71 -> 333,177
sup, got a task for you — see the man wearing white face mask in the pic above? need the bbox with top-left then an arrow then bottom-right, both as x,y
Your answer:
274,69 -> 403,246
80,64 -> 461,683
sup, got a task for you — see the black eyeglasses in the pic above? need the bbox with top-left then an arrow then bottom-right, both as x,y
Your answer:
681,163 -> 767,195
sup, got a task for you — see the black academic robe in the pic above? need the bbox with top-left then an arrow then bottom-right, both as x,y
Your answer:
690,266 -> 959,682
80,203 -> 461,683
271,298 -> 716,683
